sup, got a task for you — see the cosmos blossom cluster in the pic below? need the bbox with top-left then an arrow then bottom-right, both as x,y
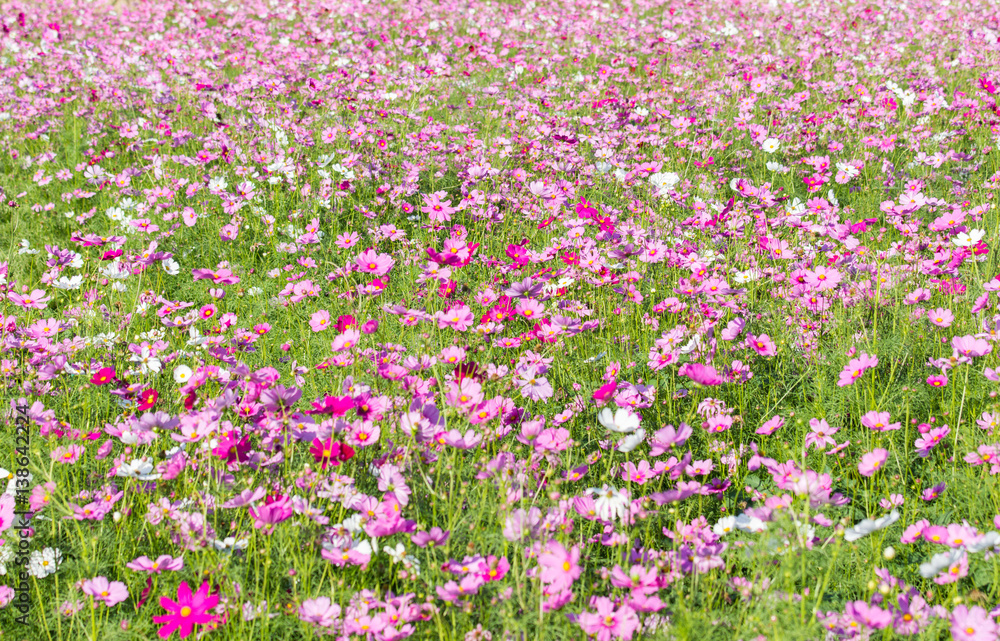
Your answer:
2,0 -> 1000,639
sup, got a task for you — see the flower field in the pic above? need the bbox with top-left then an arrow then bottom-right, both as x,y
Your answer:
2,0 -> 1000,638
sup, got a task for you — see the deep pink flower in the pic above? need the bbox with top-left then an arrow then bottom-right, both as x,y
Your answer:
151,581 -> 220,639
678,362 -> 723,386
90,367 -> 116,386
927,374 -> 948,388
748,334 -> 777,356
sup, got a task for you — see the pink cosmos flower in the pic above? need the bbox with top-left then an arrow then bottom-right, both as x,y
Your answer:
436,304 -> 474,332
354,249 -> 394,276
248,495 -> 293,531
951,605 -> 997,641
952,335 -> 992,358
901,520 -> 930,544
7,289 -> 51,310
846,601 -> 891,629
756,415 -> 784,435
837,352 -> 879,387
309,310 -> 331,332
51,444 -> 84,464
331,329 -> 360,352
90,367 -> 117,386
935,552 -> 968,584
82,576 -> 129,607
858,449 -> 889,476
678,362 -> 723,385
152,581 -> 220,639
804,418 -> 839,451
0,494 -> 14,533
125,555 -> 185,574
915,426 -> 950,457
421,190 -> 457,223
536,541 -> 581,591
748,333 -> 777,356
299,597 -> 341,628
335,232 -> 360,249
927,307 -> 954,328
805,265 -> 842,291
577,596 -> 640,641
860,411 -> 900,432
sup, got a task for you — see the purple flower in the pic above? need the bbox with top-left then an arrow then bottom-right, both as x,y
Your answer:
411,527 -> 450,548
921,483 -> 946,502
649,423 -> 692,456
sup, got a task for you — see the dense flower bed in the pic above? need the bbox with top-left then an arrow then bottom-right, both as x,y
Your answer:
2,0 -> 1000,638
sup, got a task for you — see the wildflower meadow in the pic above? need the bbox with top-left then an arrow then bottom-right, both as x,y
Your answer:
3,0 -> 1000,638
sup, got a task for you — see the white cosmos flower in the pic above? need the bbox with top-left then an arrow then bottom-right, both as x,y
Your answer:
53,274 -> 83,290
162,258 -> 180,275
784,198 -> 806,216
649,171 -> 680,191
733,269 -> 761,284
597,408 -> 641,433
836,162 -> 860,178
952,229 -> 985,247
116,457 -> 161,481
966,531 -> 1000,554
27,547 -> 62,578
130,346 -> 162,374
173,365 -> 193,384
735,513 -> 768,533
0,543 -> 13,575
919,548 -> 965,579
586,484 -> 630,522
766,161 -> 789,173
843,509 -> 900,542
385,543 -> 407,563
213,537 -> 250,551
616,428 -> 646,453
713,515 -> 737,536
761,138 -> 780,153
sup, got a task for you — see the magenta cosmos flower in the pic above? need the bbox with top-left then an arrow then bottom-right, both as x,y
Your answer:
151,581 -> 219,638
678,362 -> 723,386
